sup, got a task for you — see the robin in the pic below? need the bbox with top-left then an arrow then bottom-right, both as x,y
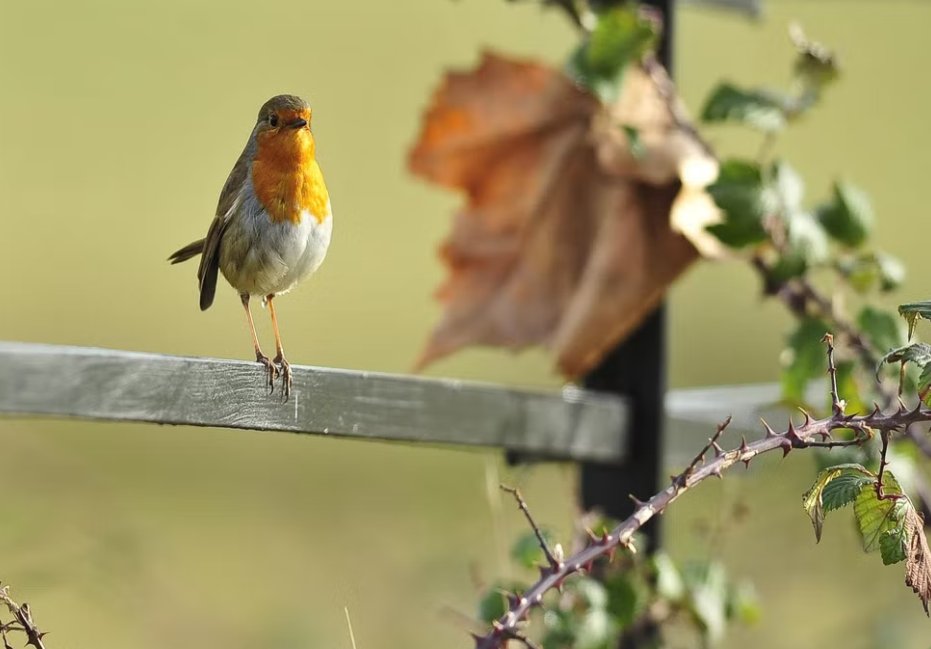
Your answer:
168,94 -> 332,397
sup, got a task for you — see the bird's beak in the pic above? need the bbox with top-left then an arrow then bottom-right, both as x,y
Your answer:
286,118 -> 308,130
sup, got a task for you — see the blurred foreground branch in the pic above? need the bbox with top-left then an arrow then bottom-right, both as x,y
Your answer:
473,336 -> 931,648
0,585 -> 48,649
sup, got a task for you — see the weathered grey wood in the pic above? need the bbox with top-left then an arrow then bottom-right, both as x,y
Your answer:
0,342 -> 629,462
0,341 -> 819,466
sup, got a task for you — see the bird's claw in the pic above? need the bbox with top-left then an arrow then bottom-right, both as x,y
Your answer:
273,354 -> 292,398
256,352 -> 279,392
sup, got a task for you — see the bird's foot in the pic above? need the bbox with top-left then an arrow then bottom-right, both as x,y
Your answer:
256,351 -> 279,392
273,353 -> 292,398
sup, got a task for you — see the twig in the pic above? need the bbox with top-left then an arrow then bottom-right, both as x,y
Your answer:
751,256 -> 879,372
823,333 -> 844,416
472,341 -> 930,649
500,486 -> 561,569
502,630 -> 542,649
752,257 -> 931,495
673,416 -> 733,488
642,57 -> 716,159
0,586 -> 46,649
875,429 -> 900,502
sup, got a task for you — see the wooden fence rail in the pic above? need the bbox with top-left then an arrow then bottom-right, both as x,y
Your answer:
0,342 -> 631,462
0,341 -> 812,466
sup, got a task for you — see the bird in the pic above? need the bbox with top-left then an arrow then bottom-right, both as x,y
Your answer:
168,94 -> 332,397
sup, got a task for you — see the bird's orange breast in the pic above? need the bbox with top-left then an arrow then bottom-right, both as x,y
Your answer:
252,130 -> 329,225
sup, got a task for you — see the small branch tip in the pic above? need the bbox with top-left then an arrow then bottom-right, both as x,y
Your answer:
500,485 -> 560,569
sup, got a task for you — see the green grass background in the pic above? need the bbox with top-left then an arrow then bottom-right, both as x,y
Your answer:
2,1 -> 931,647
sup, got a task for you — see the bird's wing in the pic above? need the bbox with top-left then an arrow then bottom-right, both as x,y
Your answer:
196,148 -> 251,311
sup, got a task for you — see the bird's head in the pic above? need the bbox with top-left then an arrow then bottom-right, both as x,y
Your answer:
253,94 -> 314,166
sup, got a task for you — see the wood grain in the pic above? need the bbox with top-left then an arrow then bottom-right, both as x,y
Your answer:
0,342 -> 630,462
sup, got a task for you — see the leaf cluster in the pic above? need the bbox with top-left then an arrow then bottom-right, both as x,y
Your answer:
476,528 -> 759,648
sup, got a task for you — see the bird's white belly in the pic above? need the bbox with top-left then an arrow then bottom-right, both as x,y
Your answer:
219,200 -> 333,297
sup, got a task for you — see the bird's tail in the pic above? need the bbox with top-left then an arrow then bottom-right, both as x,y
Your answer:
167,239 -> 206,264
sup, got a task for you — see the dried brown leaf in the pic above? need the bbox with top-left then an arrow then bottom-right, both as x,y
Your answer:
906,507 -> 931,616
409,51 -> 719,377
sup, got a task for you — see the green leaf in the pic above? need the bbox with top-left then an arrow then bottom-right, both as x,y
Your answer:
574,608 -> 616,649
569,576 -> 609,610
604,573 -> 641,628
781,317 -> 832,405
565,45 -> 614,103
858,306 -> 907,355
566,4 -> 659,104
700,82 -> 791,132
876,252 -> 906,292
821,468 -> 874,512
586,6 -> 659,75
706,159 -> 775,248
478,580 -> 526,624
837,252 -> 906,294
771,212 -> 829,281
651,550 -> 685,601
686,561 -> 728,645
541,608 -> 576,647
837,255 -> 877,294
816,180 -> 874,248
768,252 -> 807,284
773,160 -> 805,213
921,366 -> 931,404
791,25 -> 840,92
546,580 -> 618,649
801,469 -> 833,542
854,471 -> 907,553
802,464 -> 873,542
788,212 -> 829,265
898,301 -> 931,340
876,343 -> 931,383
510,529 -> 554,569
879,524 -> 908,565
726,580 -> 762,625
766,160 -> 829,280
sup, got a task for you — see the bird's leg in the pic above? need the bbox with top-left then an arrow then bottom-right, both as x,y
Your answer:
241,293 -> 278,390
267,294 -> 292,397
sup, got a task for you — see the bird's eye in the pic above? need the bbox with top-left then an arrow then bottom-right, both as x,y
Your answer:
268,114 -> 280,128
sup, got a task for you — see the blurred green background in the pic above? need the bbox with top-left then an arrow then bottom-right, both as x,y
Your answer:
2,1 -> 931,647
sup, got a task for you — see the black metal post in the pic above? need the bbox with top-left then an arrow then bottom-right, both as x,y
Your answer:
579,0 -> 674,555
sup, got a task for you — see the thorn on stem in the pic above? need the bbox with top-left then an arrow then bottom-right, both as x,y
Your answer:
798,408 -> 812,426
897,396 -> 909,414
738,435 -> 754,466
761,418 -> 778,438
